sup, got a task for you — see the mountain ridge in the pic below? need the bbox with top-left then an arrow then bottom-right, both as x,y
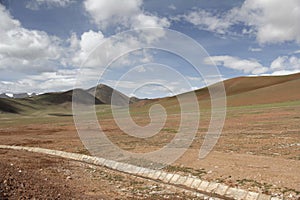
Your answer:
1,72 -> 300,114
134,72 -> 300,107
0,84 -> 135,114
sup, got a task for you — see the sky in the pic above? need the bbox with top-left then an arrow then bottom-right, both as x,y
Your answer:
0,0 -> 300,98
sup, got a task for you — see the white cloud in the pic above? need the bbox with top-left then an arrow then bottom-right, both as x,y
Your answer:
83,0 -> 170,30
248,47 -> 262,52
80,0 -> 170,75
0,69 -> 77,93
72,31 -> 142,68
205,54 -> 300,76
0,2 -> 166,94
294,50 -> 300,54
80,30 -> 105,52
270,55 -> 300,71
0,4 -> 63,73
131,13 -> 170,29
180,0 -> 300,44
186,76 -> 202,81
181,9 -> 232,34
135,65 -> 146,73
70,30 -> 105,67
233,0 -> 300,44
84,0 -> 141,29
0,5 -> 20,30
0,4 -> 81,93
168,4 -> 176,10
269,70 -> 300,76
63,32 -> 154,95
270,56 -> 286,70
26,0 -> 74,10
205,55 -> 268,75
29,71 -> 76,92
68,29 -> 159,71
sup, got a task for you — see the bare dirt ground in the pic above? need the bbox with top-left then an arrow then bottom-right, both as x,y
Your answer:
0,149 -> 206,199
0,102 -> 299,199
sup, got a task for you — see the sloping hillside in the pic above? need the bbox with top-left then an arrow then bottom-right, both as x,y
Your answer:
226,77 -> 300,106
0,99 -> 20,113
87,84 -> 135,106
134,73 -> 300,108
0,98 -> 36,114
33,89 -> 103,105
0,89 -> 103,114
0,93 -> 9,98
220,72 -> 300,96
1,73 -> 299,114
0,85 -> 131,114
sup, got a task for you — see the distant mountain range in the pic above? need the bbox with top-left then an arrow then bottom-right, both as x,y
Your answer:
0,93 -> 37,99
0,84 -> 138,106
0,93 -> 9,98
0,84 -> 140,114
1,72 -> 300,114
86,84 -> 138,106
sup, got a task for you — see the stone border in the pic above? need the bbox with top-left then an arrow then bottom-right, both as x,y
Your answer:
0,145 -> 280,200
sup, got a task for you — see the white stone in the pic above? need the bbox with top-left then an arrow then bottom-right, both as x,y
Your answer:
246,191 -> 259,200
206,182 -> 219,193
191,179 -> 202,189
163,173 -> 175,182
215,184 -> 229,196
169,174 -> 181,184
183,177 -> 195,188
198,180 -> 210,191
225,187 -> 247,200
257,194 -> 271,200
175,176 -> 188,185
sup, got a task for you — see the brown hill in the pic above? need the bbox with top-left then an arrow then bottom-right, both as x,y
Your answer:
0,99 -> 20,113
0,85 -> 131,114
134,72 -> 300,107
0,89 -> 103,114
0,93 -> 9,98
220,72 -> 300,96
1,73 -> 299,114
34,89 -> 103,105
13,93 -> 30,99
87,84 -> 136,106
226,77 -> 300,106
0,98 -> 36,114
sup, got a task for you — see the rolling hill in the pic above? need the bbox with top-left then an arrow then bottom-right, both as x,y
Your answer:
1,73 -> 300,114
135,72 -> 300,107
208,72 -> 300,106
87,84 -> 138,106
33,89 -> 103,105
0,98 -> 36,114
0,85 -> 133,114
0,93 -> 9,98
225,76 -> 300,106
0,98 -> 20,113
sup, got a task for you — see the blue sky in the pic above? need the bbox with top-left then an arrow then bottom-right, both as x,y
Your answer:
0,0 -> 300,97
